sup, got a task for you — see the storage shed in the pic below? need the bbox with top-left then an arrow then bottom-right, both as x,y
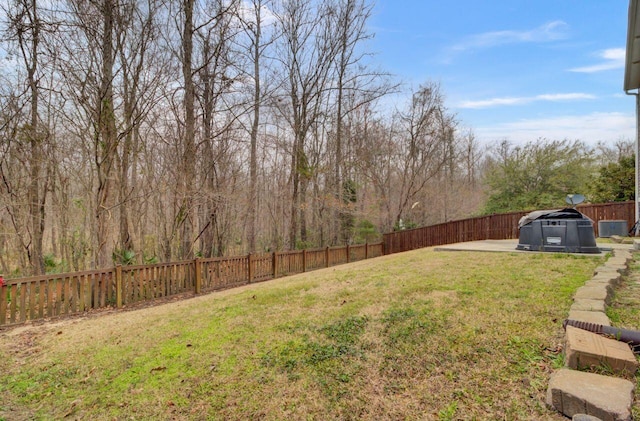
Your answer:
516,208 -> 599,254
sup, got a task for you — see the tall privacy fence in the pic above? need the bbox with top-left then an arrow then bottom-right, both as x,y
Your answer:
2,201 -> 635,327
1,243 -> 384,326
382,201 -> 635,254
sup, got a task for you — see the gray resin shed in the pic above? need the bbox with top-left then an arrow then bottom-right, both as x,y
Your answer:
516,208 -> 599,254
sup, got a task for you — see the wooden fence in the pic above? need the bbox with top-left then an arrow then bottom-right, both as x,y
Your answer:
2,201 -> 634,327
383,201 -> 636,254
0,243 -> 384,326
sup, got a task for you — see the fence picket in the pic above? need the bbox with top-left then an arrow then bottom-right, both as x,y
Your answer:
1,201 -> 633,327
38,280 -> 45,318
0,284 -> 6,325
46,279 -> 52,317
62,278 -> 69,314
29,282 -> 36,320
19,283 -> 26,322
10,284 -> 17,324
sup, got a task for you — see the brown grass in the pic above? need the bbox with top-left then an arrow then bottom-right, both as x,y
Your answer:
606,253 -> 640,419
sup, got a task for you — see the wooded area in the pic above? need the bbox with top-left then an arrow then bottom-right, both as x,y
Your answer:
0,0 -> 487,276
0,0 -> 633,277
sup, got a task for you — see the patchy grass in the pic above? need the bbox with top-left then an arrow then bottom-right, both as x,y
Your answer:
0,249 -> 600,420
605,253 -> 640,419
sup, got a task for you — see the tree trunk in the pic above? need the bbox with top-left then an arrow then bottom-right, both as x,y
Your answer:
289,136 -> 299,249
26,0 -> 45,274
180,0 -> 195,259
247,4 -> 262,253
95,0 -> 118,268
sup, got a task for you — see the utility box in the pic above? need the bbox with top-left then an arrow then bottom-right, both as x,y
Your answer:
516,208 -> 599,254
597,220 -> 628,238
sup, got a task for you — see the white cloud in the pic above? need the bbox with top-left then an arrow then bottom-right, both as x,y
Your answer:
458,93 -> 595,109
474,112 -> 635,144
451,20 -> 569,52
568,48 -> 625,73
237,1 -> 277,27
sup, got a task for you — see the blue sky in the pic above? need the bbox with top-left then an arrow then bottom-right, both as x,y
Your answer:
369,0 -> 634,145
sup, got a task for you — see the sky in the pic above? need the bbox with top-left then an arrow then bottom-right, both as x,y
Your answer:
368,0 -> 634,146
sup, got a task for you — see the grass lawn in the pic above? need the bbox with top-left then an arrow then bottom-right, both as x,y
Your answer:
606,253 -> 640,419
0,248 -> 601,420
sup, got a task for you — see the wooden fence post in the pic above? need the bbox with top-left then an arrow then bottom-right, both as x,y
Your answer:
194,259 -> 202,294
325,246 -> 330,268
302,249 -> 307,272
272,252 -> 278,279
0,283 -> 7,325
116,265 -> 122,308
247,254 -> 253,283
365,242 -> 368,259
346,244 -> 350,263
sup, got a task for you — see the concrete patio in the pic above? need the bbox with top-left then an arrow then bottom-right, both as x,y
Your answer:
433,239 -> 631,256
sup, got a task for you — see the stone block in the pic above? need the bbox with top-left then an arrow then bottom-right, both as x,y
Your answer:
573,284 -> 613,305
585,278 -> 617,289
603,265 -> 627,275
596,268 -> 623,279
571,299 -> 605,312
573,414 -> 604,421
604,261 -> 627,269
588,273 -> 622,287
607,255 -> 629,266
613,250 -> 632,262
567,310 -> 611,326
547,368 -> 634,421
594,266 -> 625,277
565,326 -> 638,375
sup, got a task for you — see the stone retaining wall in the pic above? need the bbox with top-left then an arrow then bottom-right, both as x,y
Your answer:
546,247 -> 637,421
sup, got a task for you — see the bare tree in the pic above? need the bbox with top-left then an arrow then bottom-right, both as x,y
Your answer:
92,0 -> 119,268
236,0 -> 278,253
274,0 -> 339,248
0,0 -> 495,275
391,83 -> 453,228
595,139 -> 634,166
2,0 -> 52,274
52,0 -> 168,269
177,0 -> 197,259
112,0 -> 166,263
56,0 -> 121,268
328,0 -> 394,244
195,0 -> 242,258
